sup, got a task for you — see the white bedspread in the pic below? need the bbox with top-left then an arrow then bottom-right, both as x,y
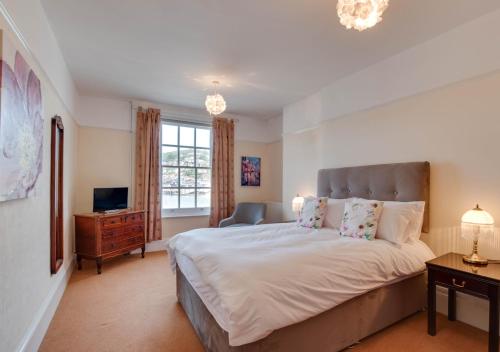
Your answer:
167,223 -> 435,346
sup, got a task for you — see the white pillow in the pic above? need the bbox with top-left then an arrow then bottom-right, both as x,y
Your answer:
376,206 -> 412,244
323,198 -> 347,229
377,201 -> 425,243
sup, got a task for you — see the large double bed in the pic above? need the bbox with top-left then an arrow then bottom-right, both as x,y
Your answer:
168,162 -> 433,351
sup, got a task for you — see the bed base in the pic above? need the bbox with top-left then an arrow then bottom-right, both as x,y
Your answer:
176,267 -> 426,352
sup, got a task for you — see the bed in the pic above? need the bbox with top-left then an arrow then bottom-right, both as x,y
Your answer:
169,161 -> 432,352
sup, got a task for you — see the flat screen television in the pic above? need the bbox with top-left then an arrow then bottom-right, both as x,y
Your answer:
93,187 -> 128,212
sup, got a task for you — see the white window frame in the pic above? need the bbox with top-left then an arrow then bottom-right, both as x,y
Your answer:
161,119 -> 212,218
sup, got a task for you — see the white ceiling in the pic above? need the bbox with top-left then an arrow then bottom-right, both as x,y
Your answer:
41,0 -> 500,119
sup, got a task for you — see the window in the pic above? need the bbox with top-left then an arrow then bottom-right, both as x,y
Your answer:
161,121 -> 211,217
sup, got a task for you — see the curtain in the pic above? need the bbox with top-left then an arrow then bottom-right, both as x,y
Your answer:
134,108 -> 162,242
209,117 -> 235,227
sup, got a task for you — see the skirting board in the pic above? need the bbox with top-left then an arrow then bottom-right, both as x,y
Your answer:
16,258 -> 74,352
436,285 -> 494,334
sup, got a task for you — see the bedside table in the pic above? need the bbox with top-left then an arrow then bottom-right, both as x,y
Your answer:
426,253 -> 500,352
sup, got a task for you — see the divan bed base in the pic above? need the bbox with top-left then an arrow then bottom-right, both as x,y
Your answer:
176,267 -> 426,352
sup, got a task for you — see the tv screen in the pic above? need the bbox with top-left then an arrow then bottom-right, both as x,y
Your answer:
93,187 -> 128,212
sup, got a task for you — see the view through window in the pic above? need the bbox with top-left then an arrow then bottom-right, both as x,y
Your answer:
161,121 -> 211,214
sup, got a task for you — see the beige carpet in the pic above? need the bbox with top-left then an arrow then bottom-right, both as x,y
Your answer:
40,251 -> 488,352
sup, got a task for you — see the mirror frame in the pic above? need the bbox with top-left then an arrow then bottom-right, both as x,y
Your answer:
50,115 -> 64,274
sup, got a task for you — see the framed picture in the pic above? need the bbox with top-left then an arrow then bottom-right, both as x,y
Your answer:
241,156 -> 261,187
0,29 -> 43,202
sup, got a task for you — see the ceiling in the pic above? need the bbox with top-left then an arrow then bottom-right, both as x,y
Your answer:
41,0 -> 500,119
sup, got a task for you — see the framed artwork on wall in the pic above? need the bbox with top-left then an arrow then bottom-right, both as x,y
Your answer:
241,156 -> 261,187
50,116 -> 64,274
0,29 -> 43,202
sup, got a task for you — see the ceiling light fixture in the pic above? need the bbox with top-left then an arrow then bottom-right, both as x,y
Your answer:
337,0 -> 389,31
205,81 -> 227,116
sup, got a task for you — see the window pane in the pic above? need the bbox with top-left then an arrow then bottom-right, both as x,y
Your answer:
162,146 -> 178,166
197,169 -> 211,188
180,168 -> 195,187
162,124 -> 178,145
196,149 -> 210,167
196,128 -> 211,148
180,189 -> 196,208
162,167 -> 179,187
161,122 -> 213,211
180,126 -> 194,146
179,148 -> 195,167
197,189 -> 210,208
162,189 -> 179,209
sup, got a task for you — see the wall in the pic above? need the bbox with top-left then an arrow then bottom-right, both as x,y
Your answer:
0,6 -> 79,352
282,70 -> 500,332
0,0 -> 78,116
75,96 -> 284,239
75,127 -> 133,213
77,96 -> 132,131
284,8 -> 500,134
74,129 -> 283,238
235,140 -> 282,204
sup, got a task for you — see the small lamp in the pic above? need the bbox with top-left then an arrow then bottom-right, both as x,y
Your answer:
292,194 -> 304,218
461,204 -> 495,265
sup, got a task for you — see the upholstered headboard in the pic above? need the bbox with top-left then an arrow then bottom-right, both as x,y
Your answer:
317,162 -> 430,233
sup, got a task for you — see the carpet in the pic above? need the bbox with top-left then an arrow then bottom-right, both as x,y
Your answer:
40,251 -> 488,351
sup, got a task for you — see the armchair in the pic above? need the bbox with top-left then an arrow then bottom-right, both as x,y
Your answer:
218,202 -> 267,228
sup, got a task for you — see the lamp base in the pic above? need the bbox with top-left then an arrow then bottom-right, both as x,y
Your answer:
463,253 -> 488,265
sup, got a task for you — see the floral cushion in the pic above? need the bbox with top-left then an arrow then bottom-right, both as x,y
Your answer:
340,198 -> 384,240
297,197 -> 328,229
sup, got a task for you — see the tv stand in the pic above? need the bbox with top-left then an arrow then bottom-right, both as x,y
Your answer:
74,209 -> 146,274
101,208 -> 128,214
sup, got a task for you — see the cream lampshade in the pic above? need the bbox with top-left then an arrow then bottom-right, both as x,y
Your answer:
461,204 -> 494,265
292,195 -> 304,215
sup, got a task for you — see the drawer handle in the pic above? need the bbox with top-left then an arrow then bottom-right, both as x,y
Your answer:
452,278 -> 466,288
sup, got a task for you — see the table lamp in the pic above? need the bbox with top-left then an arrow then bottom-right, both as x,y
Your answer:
292,194 -> 304,218
461,204 -> 494,265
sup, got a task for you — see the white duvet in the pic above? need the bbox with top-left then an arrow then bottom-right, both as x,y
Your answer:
167,223 -> 435,346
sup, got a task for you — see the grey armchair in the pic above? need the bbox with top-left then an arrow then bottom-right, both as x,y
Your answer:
218,202 -> 267,228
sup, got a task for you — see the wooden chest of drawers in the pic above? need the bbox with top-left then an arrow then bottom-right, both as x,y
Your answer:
74,210 -> 145,274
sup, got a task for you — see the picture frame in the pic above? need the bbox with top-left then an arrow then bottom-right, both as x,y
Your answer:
0,29 -> 44,202
241,156 -> 261,187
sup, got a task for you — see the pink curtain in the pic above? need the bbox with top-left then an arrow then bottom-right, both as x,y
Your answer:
209,117 -> 235,227
134,108 -> 162,242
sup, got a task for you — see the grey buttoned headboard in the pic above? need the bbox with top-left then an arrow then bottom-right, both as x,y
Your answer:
317,162 -> 430,233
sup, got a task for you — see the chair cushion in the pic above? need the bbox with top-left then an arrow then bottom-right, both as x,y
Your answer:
226,223 -> 253,228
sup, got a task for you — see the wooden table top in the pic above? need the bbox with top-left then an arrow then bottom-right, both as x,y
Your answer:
74,209 -> 144,218
427,252 -> 500,283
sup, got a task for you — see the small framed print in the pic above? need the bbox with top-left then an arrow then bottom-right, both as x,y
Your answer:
241,156 -> 261,187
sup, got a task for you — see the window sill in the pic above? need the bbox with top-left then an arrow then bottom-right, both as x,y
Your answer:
162,209 -> 210,219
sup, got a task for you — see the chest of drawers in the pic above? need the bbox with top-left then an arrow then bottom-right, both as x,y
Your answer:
75,210 -> 145,274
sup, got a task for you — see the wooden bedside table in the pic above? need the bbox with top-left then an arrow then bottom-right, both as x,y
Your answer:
426,253 -> 500,352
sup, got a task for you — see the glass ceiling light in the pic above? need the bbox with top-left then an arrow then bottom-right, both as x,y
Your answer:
205,81 -> 227,116
337,0 -> 389,31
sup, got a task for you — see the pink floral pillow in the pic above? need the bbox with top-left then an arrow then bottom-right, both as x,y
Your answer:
297,197 -> 328,229
340,198 -> 384,240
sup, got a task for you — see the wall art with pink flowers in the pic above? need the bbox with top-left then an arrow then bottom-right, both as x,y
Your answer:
0,30 -> 43,202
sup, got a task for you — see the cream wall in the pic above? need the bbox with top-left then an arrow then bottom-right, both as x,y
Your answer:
162,216 -> 210,238
282,70 -> 500,332
283,8 -> 500,134
75,126 -> 284,239
0,12 -> 79,352
235,140 -> 282,204
75,127 -> 133,213
283,71 -> 500,235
